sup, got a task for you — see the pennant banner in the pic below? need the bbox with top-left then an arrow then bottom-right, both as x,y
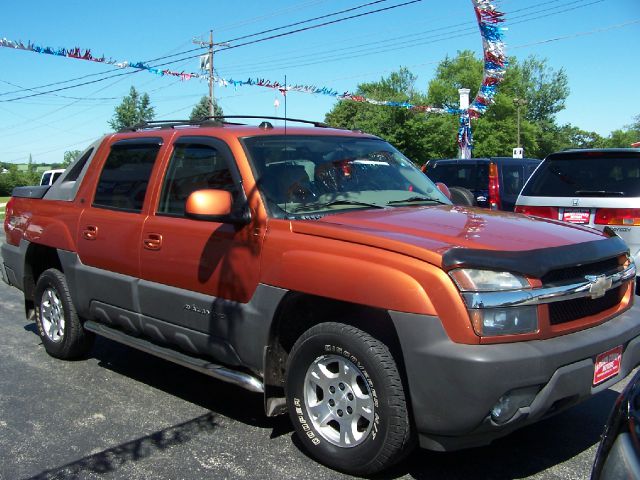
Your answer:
0,38 -> 207,81
1,0 -> 506,156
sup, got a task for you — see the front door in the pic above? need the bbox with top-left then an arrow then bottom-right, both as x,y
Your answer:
138,136 -> 263,339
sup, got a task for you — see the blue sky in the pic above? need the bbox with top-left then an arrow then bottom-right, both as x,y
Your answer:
1,0 -> 638,164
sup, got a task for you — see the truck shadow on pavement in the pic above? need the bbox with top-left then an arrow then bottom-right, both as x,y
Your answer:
20,321 -> 620,479
25,413 -> 219,480
87,334 -> 294,436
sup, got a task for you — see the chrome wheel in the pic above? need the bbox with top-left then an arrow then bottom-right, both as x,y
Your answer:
40,287 -> 65,342
304,354 -> 375,447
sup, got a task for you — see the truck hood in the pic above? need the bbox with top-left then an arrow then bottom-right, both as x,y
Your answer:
291,205 -> 613,271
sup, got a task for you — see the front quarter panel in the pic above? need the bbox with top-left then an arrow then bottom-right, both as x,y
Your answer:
261,219 -> 478,343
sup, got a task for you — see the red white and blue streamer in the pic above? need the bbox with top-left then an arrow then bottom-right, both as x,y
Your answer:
1,0 -> 505,155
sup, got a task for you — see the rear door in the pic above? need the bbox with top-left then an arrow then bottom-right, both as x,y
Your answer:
76,137 -> 164,313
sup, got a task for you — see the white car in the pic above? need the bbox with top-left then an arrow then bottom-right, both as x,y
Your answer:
40,169 -> 65,186
515,148 -> 640,292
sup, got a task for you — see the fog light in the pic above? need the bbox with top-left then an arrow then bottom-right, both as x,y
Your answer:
470,306 -> 538,336
491,386 -> 541,424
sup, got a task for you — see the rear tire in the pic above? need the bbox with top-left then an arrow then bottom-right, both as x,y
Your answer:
285,322 -> 413,475
34,268 -> 94,359
448,186 -> 476,206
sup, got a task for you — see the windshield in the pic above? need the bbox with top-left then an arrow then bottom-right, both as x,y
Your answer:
243,135 -> 450,217
522,154 -> 640,197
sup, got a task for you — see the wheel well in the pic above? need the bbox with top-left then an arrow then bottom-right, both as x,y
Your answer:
22,244 -> 62,316
263,292 -> 406,416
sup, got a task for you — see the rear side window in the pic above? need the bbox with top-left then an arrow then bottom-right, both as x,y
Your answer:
427,163 -> 488,190
522,154 -> 640,197
501,165 -> 524,196
93,141 -> 161,212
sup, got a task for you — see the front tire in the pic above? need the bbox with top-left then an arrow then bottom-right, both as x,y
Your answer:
34,268 -> 94,359
285,322 -> 413,475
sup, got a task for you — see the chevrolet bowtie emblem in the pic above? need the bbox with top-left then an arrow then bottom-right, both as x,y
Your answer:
585,274 -> 612,299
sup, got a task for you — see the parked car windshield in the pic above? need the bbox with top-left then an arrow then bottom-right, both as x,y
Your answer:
243,135 -> 450,217
521,153 -> 640,197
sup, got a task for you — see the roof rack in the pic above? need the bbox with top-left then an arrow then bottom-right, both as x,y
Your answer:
119,115 -> 331,133
201,115 -> 330,128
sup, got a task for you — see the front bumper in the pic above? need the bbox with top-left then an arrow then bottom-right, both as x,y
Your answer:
390,303 -> 640,451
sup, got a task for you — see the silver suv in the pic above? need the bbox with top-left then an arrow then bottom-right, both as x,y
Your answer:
515,148 -> 640,291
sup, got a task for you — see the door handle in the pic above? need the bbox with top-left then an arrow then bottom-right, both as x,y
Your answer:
143,233 -> 163,251
82,225 -> 98,241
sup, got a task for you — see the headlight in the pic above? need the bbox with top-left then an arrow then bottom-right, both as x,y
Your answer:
449,269 -> 537,337
468,306 -> 538,336
449,269 -> 530,292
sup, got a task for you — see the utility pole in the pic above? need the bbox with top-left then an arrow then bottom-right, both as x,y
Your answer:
208,31 -> 214,116
193,31 -> 229,116
513,97 -> 528,148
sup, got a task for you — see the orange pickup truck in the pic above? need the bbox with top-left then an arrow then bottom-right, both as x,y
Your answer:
2,117 -> 639,475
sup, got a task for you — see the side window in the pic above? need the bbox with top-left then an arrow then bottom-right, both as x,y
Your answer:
158,143 -> 239,216
93,143 -> 160,212
66,148 -> 94,182
501,165 -> 524,196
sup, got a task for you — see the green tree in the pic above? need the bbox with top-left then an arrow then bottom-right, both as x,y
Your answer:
0,164 -> 39,195
326,68 -> 441,162
324,52 -> 572,161
190,96 -> 223,120
108,86 -> 155,131
63,150 -> 82,168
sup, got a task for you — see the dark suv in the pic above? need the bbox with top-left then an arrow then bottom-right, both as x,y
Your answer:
422,157 -> 540,211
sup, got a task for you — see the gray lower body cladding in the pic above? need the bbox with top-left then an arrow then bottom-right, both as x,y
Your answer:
390,304 -> 640,451
1,241 -> 25,289
57,250 -> 287,375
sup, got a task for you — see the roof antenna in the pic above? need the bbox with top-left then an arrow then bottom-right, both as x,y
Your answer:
284,74 -> 287,136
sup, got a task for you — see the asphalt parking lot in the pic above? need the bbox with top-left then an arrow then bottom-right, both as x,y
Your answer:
0,231 -> 633,480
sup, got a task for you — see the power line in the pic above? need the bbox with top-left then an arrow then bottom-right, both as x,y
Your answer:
213,0 -> 331,33
220,0 -> 578,72
222,0 -> 390,43
219,0 -> 424,52
224,0 -> 603,76
0,79 -> 118,101
0,46 -> 207,98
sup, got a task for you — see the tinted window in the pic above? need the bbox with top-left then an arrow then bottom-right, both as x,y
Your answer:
501,164 -> 524,196
522,154 -> 640,197
427,163 -> 489,191
93,143 -> 160,212
66,148 -> 94,182
158,143 -> 238,216
40,172 -> 51,186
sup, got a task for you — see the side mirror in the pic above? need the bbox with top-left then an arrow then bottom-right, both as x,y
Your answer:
185,189 -> 250,224
435,182 -> 452,200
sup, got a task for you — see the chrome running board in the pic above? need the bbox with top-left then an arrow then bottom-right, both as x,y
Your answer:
84,320 -> 264,393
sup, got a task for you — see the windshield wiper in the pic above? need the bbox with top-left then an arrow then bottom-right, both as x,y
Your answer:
292,199 -> 385,212
574,190 -> 626,196
387,196 -> 448,206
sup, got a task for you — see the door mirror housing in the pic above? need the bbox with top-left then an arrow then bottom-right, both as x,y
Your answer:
185,189 -> 250,224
